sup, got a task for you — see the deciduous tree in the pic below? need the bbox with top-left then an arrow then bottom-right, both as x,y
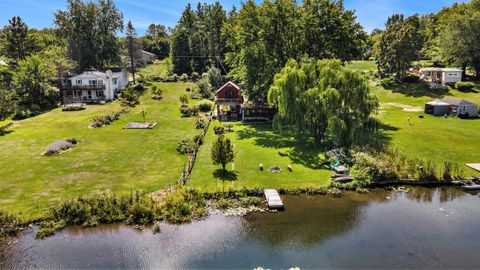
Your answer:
211,135 -> 235,172
268,58 -> 378,147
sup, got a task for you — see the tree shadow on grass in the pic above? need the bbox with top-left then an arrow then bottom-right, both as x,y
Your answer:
237,123 -> 325,169
383,81 -> 449,99
213,169 -> 238,181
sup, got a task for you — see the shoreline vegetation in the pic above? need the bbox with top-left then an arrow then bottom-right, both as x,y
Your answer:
0,178 -> 469,240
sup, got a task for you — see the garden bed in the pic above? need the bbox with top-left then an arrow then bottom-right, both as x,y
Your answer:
43,139 -> 78,156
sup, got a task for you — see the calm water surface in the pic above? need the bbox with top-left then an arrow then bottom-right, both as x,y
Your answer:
1,187 -> 480,269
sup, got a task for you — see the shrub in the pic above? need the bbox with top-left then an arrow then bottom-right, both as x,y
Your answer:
214,125 -> 225,135
180,104 -> 199,117
160,188 -> 207,224
380,76 -> 395,87
0,210 -> 21,237
36,227 -> 55,239
49,191 -> 160,230
118,87 -> 140,107
217,198 -> 231,210
133,84 -> 145,92
198,101 -> 213,112
169,74 -> 178,82
240,197 -> 262,208
151,86 -> 164,100
455,81 -> 475,91
153,222 -> 161,234
179,94 -> 189,104
193,134 -> 203,146
180,73 -> 189,82
196,77 -> 213,99
191,72 -> 200,80
176,138 -> 196,155
195,118 -> 207,129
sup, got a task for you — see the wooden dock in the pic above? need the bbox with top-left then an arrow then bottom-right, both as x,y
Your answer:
264,189 -> 284,209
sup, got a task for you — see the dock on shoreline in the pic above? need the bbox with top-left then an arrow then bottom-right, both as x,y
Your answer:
264,189 -> 284,209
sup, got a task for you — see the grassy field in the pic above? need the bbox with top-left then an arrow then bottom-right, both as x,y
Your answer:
350,61 -> 480,173
0,64 -> 198,219
188,121 -> 331,192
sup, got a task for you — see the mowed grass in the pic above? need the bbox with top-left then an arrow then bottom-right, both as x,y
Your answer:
189,121 -> 331,192
349,61 -> 480,173
0,64 -> 197,219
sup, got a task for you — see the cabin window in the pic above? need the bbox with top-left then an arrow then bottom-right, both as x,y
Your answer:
462,106 -> 467,111
226,89 -> 234,98
76,79 -> 82,85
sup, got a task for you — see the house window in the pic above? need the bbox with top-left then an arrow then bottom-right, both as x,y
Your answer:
87,91 -> 92,99
113,78 -> 118,85
96,90 -> 105,97
226,89 -> 234,98
66,90 -> 73,96
462,106 -> 467,111
89,80 -> 98,86
98,80 -> 103,85
76,79 -> 82,85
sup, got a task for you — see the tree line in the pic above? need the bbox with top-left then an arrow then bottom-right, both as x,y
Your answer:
171,0 -> 368,103
0,0 -> 171,121
374,0 -> 480,80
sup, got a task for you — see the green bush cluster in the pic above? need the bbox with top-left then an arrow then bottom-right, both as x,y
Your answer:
91,109 -> 129,128
180,104 -> 199,117
195,118 -> 207,129
240,197 -> 262,208
351,149 -> 465,182
455,81 -> 476,91
176,138 -> 196,155
151,85 -> 164,100
198,101 -> 213,112
118,87 -> 140,107
0,210 -> 21,237
160,188 -> 207,224
50,191 -> 160,227
217,198 -> 231,210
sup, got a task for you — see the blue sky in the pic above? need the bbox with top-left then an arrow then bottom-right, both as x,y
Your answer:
0,0 -> 466,34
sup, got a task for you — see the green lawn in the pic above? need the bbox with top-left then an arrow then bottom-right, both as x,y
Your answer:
189,121 -> 331,192
0,64 -> 198,219
349,61 -> 480,174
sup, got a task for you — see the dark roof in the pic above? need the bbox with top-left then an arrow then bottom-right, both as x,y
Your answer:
442,98 -> 477,106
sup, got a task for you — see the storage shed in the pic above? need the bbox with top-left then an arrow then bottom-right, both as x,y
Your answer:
425,100 -> 451,116
442,98 -> 478,118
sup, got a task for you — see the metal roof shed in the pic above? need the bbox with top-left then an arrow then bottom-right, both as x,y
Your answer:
425,100 -> 451,116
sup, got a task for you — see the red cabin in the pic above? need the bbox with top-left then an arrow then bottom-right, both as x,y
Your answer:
215,81 -> 244,121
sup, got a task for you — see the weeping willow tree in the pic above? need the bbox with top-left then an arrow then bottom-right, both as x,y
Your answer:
268,58 -> 378,148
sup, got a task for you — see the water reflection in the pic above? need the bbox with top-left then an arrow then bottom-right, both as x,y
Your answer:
2,187 -> 480,269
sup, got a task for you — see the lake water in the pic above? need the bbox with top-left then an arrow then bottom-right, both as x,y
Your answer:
2,187 -> 480,269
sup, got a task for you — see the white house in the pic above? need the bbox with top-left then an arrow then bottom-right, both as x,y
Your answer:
419,68 -> 463,86
61,70 -> 129,104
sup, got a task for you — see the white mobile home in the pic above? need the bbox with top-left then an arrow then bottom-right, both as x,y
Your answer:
420,68 -> 463,86
61,70 -> 129,104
